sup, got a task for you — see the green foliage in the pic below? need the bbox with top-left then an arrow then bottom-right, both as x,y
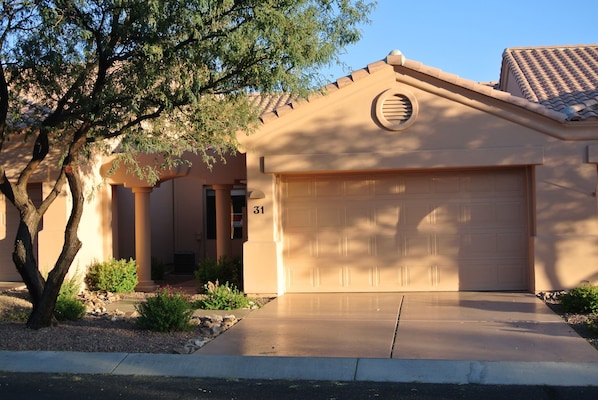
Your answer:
54,296 -> 86,321
3,0 -> 374,183
560,284 -> 598,314
85,258 -> 138,293
195,256 -> 243,292
197,281 -> 251,310
0,302 -> 31,322
53,275 -> 86,321
588,313 -> 598,334
136,286 -> 194,332
59,275 -> 82,299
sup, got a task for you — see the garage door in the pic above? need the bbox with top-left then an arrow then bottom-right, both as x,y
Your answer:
281,169 -> 529,292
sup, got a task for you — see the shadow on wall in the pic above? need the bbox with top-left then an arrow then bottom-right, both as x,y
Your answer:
261,84 -> 598,291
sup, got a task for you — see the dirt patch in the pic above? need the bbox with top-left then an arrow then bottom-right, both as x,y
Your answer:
0,287 -> 271,354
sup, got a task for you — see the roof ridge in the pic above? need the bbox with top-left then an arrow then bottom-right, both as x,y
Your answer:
260,47 -> 596,125
501,50 -> 541,103
505,44 -> 598,52
258,60 -> 389,124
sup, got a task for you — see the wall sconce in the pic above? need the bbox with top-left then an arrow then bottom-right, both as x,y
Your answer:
247,190 -> 265,199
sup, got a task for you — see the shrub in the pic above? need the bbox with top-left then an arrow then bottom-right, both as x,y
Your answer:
0,305 -> 30,322
54,296 -> 86,321
560,283 -> 598,314
136,286 -> 194,332
195,256 -> 242,292
197,281 -> 251,310
59,275 -> 82,298
85,258 -> 138,293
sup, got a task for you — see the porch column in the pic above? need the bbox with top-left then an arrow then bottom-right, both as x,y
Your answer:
213,184 -> 233,260
132,186 -> 156,292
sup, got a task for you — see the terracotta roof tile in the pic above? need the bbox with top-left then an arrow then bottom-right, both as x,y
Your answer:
500,45 -> 598,120
258,47 -> 596,125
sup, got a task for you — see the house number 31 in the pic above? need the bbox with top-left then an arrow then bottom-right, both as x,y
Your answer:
253,206 -> 265,214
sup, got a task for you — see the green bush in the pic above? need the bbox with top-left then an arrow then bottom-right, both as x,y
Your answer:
54,296 -> 86,321
59,275 -> 81,298
197,281 -> 251,310
195,256 -> 242,292
85,258 -> 138,293
560,283 -> 598,314
588,313 -> 598,334
136,286 -> 194,332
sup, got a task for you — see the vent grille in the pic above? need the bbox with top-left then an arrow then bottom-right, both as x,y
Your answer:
375,87 -> 418,131
382,94 -> 413,124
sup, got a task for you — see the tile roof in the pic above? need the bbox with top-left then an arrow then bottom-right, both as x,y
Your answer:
500,45 -> 598,120
257,46 -> 598,126
248,93 -> 294,115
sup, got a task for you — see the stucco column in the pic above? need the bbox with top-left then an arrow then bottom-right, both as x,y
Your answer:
213,184 -> 233,260
132,186 -> 156,292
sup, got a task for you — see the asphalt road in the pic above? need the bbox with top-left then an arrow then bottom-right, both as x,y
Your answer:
0,373 -> 597,399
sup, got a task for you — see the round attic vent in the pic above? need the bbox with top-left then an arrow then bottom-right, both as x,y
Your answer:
375,88 -> 418,131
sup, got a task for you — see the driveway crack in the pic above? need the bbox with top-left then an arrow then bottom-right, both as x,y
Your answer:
389,295 -> 404,358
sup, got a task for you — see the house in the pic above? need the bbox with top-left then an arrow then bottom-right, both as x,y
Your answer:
240,44 -> 598,295
1,44 -> 597,296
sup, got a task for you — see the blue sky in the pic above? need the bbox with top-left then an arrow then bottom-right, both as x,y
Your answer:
320,0 -> 598,83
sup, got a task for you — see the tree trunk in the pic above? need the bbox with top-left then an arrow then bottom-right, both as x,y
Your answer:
26,163 -> 84,329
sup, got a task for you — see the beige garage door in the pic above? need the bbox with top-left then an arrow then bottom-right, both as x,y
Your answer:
281,169 -> 529,292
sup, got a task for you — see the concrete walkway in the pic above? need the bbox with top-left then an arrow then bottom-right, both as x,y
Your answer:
195,292 -> 598,362
1,292 -> 598,386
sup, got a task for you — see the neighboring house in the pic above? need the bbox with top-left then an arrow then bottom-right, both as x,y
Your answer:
1,44 -> 597,296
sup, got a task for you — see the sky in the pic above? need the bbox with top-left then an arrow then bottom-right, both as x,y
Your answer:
319,0 -> 598,83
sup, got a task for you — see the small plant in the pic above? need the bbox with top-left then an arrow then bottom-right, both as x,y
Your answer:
54,296 -> 86,321
0,305 -> 31,322
136,286 -> 194,332
53,275 -> 86,321
560,283 -> 598,314
85,258 -> 138,293
197,281 -> 251,310
195,256 -> 243,292
59,275 -> 82,298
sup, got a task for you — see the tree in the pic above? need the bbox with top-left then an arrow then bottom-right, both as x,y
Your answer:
0,0 -> 373,328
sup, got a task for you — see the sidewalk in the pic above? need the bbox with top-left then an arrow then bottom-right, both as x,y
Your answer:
1,350 -> 598,386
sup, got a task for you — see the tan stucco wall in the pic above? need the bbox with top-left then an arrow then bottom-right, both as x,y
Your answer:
241,63 -> 598,295
113,152 -> 246,271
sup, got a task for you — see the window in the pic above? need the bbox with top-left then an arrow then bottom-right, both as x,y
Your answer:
205,188 -> 245,240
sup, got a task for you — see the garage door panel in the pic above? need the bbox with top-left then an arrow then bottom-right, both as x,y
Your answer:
284,233 -> 315,258
282,169 -> 529,292
460,233 -> 497,256
315,207 -> 343,227
315,232 -> 344,257
374,235 -> 401,256
435,234 -> 461,257
345,206 -> 372,228
346,234 -> 373,257
284,207 -> 312,228
399,204 -> 433,227
496,232 -> 528,253
401,235 -> 433,257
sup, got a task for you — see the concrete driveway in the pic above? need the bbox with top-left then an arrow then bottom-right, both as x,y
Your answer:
195,292 -> 598,362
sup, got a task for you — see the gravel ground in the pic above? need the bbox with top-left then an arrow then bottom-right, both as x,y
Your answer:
1,289 -> 597,354
0,288 -> 255,354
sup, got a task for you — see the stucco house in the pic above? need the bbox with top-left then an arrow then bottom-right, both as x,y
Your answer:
1,44 -> 597,296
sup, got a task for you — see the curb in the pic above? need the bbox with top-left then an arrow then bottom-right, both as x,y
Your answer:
1,351 -> 597,386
